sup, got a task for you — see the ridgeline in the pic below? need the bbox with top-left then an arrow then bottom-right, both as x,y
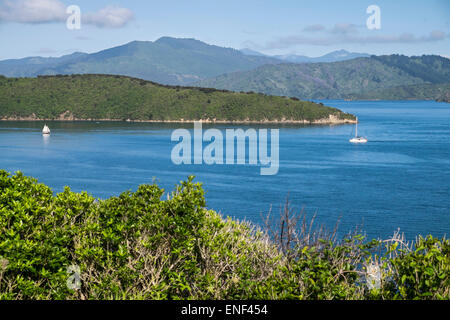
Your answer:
0,74 -> 355,124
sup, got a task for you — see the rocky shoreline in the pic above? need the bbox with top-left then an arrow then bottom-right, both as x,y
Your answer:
0,117 -> 357,125
0,112 -> 357,125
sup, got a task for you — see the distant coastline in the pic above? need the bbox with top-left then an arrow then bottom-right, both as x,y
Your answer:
0,115 -> 357,125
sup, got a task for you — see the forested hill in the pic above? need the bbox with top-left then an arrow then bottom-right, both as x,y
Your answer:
344,82 -> 450,101
196,55 -> 450,100
0,74 -> 355,123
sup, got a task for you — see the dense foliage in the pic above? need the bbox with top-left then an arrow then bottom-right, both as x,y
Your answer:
0,74 -> 354,122
196,55 -> 450,100
0,171 -> 448,300
372,54 -> 450,84
345,82 -> 450,101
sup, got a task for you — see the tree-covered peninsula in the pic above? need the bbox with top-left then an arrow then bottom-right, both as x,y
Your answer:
0,74 -> 355,124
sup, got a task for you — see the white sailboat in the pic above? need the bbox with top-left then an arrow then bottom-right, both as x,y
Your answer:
349,118 -> 367,144
42,124 -> 50,135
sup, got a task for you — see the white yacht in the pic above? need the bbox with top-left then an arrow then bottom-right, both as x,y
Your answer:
349,118 -> 367,144
42,124 -> 51,135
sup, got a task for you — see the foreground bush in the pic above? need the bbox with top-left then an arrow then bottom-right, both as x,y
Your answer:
0,170 -> 448,300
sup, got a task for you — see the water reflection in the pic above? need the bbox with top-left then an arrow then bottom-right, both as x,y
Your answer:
42,133 -> 50,145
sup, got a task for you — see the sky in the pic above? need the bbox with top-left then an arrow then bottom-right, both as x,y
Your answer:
0,0 -> 449,60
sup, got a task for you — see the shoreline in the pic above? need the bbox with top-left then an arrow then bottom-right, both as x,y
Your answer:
0,115 -> 357,125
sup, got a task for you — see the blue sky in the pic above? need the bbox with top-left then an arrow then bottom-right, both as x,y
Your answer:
0,0 -> 449,60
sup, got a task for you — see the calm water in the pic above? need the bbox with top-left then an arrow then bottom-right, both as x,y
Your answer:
1,100 -> 449,240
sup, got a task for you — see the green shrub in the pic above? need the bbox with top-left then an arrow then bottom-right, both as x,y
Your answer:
384,236 -> 449,299
0,170 -> 448,300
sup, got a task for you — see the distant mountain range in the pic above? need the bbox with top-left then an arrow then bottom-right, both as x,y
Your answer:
196,54 -> 450,100
0,38 -> 368,86
0,37 -> 448,100
0,37 -> 281,85
240,48 -> 371,63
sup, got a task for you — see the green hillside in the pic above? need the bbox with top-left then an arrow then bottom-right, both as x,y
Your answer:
196,55 -> 450,100
345,82 -> 450,100
0,74 -> 355,123
372,55 -> 450,83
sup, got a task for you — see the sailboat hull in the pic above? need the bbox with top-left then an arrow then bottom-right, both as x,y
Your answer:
349,137 -> 368,143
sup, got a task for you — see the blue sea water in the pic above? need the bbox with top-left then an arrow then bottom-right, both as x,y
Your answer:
0,100 -> 449,240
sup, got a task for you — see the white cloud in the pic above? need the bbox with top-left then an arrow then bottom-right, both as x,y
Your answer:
0,0 -> 66,23
429,30 -> 446,41
0,0 -> 133,28
263,31 -> 449,49
83,5 -> 133,28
